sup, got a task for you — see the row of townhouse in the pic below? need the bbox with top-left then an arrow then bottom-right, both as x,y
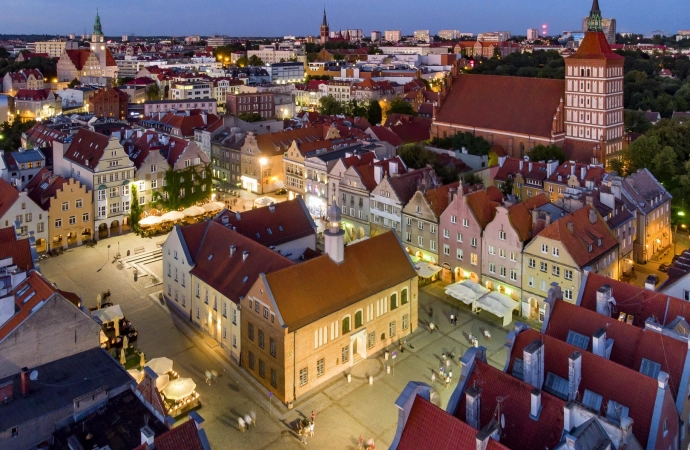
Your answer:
494,156 -> 670,264
162,198 -> 419,405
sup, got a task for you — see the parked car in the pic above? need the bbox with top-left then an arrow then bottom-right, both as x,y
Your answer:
646,274 -> 660,286
659,263 -> 670,272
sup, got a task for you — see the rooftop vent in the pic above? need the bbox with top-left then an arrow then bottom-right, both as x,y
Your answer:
242,250 -> 249,261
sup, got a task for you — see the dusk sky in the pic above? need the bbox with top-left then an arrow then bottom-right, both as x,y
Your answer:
0,0 -> 684,37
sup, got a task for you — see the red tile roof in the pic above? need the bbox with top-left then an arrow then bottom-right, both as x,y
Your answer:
508,329 -> 664,448
63,128 -> 111,170
456,360 -> 565,450
399,395 -> 509,450
213,198 -> 316,247
254,126 -> 325,157
569,32 -> 624,61
388,168 -> 435,204
389,122 -> 430,144
0,179 -> 19,219
64,50 -> 93,70
546,299 -> 688,401
508,193 -> 550,242
494,158 -> 548,183
25,168 -> 65,212
265,231 -> 416,330
536,205 -> 617,267
579,272 -> 690,329
22,123 -> 68,149
435,75 -> 564,138
190,222 -> 294,303
466,189 -> 501,229
424,181 -> 461,218
153,418 -> 205,450
0,272 -> 58,341
14,88 -> 53,101
354,156 -> 408,191
368,126 -> 404,146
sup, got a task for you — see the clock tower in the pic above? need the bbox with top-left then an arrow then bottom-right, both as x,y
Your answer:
320,8 -> 330,46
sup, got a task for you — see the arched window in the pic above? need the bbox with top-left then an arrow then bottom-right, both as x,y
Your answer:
355,309 -> 363,328
342,315 -> 351,334
390,293 -> 398,310
401,288 -> 408,305
580,68 -> 584,77
586,68 -> 591,77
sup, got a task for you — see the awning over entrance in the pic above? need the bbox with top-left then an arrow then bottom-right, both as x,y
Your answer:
445,280 -> 490,306
475,291 -> 520,327
415,261 -> 442,278
91,304 -> 124,324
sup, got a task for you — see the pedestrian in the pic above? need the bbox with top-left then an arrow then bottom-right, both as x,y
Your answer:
250,409 -> 256,427
445,375 -> 450,389
301,428 -> 308,444
449,370 -> 453,380
311,410 -> 316,423
468,332 -> 475,343
439,365 -> 445,376
399,339 -> 404,353
205,370 -> 212,385
244,413 -> 253,428
429,322 -> 435,334
484,330 -> 492,341
454,315 -> 458,325
429,306 -> 433,317
450,313 -> 455,325
431,371 -> 436,383
446,358 -> 451,369
473,338 -> 479,348
238,416 -> 246,433
309,421 -> 315,437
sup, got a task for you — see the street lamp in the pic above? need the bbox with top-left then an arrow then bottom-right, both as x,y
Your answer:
259,157 -> 268,195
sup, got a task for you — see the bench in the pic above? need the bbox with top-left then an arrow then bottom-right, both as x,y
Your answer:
156,240 -> 165,248
133,246 -> 145,255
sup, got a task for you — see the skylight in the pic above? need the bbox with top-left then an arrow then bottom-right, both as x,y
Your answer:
566,330 -> 590,350
640,358 -> 661,379
582,389 -> 603,411
512,358 -> 524,380
544,372 -> 569,400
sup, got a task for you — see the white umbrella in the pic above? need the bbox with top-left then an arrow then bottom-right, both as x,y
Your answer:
162,377 -> 196,400
181,205 -> 205,217
160,210 -> 185,222
91,304 -> 124,324
127,368 -> 144,383
145,356 -> 173,375
139,215 -> 163,227
254,196 -> 276,207
201,201 -> 223,211
156,373 -> 170,391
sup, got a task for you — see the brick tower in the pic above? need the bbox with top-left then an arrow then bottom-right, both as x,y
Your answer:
563,0 -> 625,165
320,8 -> 330,45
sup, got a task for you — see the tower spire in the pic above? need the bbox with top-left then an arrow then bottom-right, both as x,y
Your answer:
93,9 -> 103,36
587,0 -> 603,32
322,7 -> 328,27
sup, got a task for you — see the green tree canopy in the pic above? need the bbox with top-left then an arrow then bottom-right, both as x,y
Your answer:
248,55 -> 264,66
367,99 -> 382,125
429,131 -> 491,156
386,97 -> 417,116
67,78 -> 80,89
0,119 -> 36,152
237,112 -> 264,122
624,109 -> 653,134
318,95 -> 344,115
527,144 -> 567,164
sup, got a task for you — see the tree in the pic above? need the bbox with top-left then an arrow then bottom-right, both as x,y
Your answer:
67,78 -> 80,88
235,56 -> 249,67
130,184 -> 142,232
463,173 -> 483,186
0,119 -> 36,152
343,99 -> 367,118
248,55 -> 264,66
624,109 -> 652,134
367,99 -> 382,125
527,144 -> 567,164
501,177 -> 514,196
151,165 -> 213,211
237,112 -> 263,122
387,97 -> 417,116
318,95 -> 344,115
146,83 -> 162,101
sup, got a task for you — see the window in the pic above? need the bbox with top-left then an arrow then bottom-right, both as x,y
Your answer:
341,346 -> 349,363
61,201 -> 69,211
196,283 -> 200,298
540,280 -> 547,292
406,217 -> 412,226
232,309 -> 237,325
259,359 -> 265,378
430,225 -> 436,234
552,266 -> 560,277
418,236 -> 424,246
510,270 -> 517,281
367,332 -> 375,349
498,230 -> 506,240
403,314 -> 409,330
11,427 -> 18,438
541,244 -> 548,254
565,269 -> 573,281
462,219 -> 469,227
640,358 -> 662,379
443,229 -> 449,238
443,244 -> 450,255
430,240 -> 436,251
471,253 -> 477,265
342,316 -> 351,334
418,221 -> 423,230
258,330 -> 264,348
500,266 -> 506,278
489,262 -> 496,274
510,252 -> 516,262
457,248 -> 463,260
271,368 -> 277,387
451,215 -> 457,224
270,338 -> 276,357
389,321 -> 396,337
37,222 -> 44,232
390,293 -> 398,310
151,179 -> 157,189
528,276 -> 535,287
83,213 -> 89,222
97,190 -> 106,201
248,323 -> 254,340
566,330 -> 590,350
540,261 -> 548,272
263,306 -> 269,319
552,247 -> 560,257
457,233 -> 463,242
471,237 -> 477,247
68,216 -> 76,225
248,351 -> 255,369
54,218 -> 62,228
489,245 -> 495,255
564,289 -> 572,300
499,248 -> 506,258
528,258 -> 536,268
317,358 -> 325,377
151,164 -> 157,173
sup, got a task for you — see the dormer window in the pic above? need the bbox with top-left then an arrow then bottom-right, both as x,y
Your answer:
588,244 -> 593,252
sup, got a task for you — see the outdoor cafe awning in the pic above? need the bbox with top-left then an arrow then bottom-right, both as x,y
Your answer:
162,377 -> 196,400
475,291 -> 520,327
139,215 -> 163,227
182,205 -> 205,217
415,261 -> 442,278
91,304 -> 124,324
160,211 -> 185,222
445,280 -> 490,306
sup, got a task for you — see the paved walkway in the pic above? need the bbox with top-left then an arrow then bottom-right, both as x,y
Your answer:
39,233 -> 512,449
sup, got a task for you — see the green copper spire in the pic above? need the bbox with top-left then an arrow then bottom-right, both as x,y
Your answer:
587,0 -> 603,32
93,9 -> 103,36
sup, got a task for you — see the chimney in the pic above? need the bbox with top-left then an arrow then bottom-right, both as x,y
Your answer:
475,420 -> 501,450
528,162 -> 533,172
566,222 -> 574,233
585,195 -> 594,206
374,165 -> 383,184
580,166 -> 587,180
235,211 -> 241,220
268,203 -> 276,213
570,164 -> 575,176
20,367 -> 30,396
523,340 -> 544,390
140,426 -> 155,447
546,160 -> 559,178
519,160 -> 524,171
530,389 -> 542,420
230,245 -> 236,257
201,111 -> 207,124
592,328 -> 607,358
242,250 -> 249,261
531,209 -> 538,228
568,351 -> 582,401
448,187 -> 457,205
595,284 -> 614,316
588,208 -> 597,224
389,160 -> 398,175
658,371 -> 669,390
465,386 -> 481,430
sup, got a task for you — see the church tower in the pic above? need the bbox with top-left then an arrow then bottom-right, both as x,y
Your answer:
324,201 -> 344,263
90,10 -> 107,73
563,0 -> 624,165
320,8 -> 330,45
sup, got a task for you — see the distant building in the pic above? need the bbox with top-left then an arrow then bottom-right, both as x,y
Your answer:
371,30 -> 382,41
226,92 -> 275,119
582,16 -> 616,44
477,31 -> 511,42
320,8 -> 330,45
207,35 -> 234,47
34,40 -> 78,58
414,30 -> 431,43
385,30 -> 402,42
56,13 -> 118,81
438,30 -> 461,40
89,87 -> 128,119
13,88 -> 62,121
527,28 -> 539,40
